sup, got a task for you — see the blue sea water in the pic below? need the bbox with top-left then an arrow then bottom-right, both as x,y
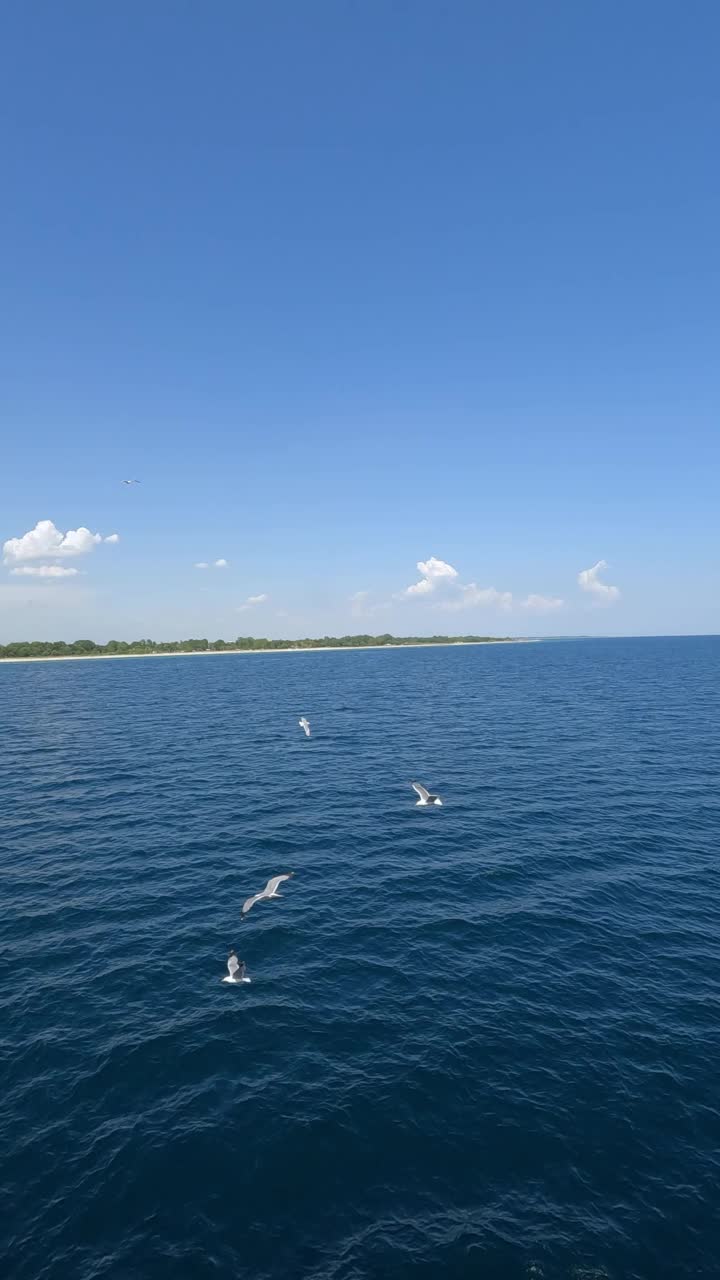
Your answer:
2,637 -> 720,1280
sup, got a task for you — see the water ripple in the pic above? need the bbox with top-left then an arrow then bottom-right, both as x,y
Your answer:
2,638 -> 720,1278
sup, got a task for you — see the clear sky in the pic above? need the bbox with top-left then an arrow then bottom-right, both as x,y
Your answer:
1,1 -> 718,641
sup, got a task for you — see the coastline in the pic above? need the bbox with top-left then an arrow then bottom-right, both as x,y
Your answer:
0,639 -> 531,665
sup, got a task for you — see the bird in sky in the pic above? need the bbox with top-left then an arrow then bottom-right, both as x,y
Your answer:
412,782 -> 443,807
242,873 -> 295,916
299,717 -> 311,737
122,479 -> 141,485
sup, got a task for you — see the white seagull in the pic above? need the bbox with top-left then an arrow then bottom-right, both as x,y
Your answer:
412,781 -> 443,807
223,949 -> 250,984
298,717 -> 311,737
242,872 -> 295,916
122,479 -> 141,485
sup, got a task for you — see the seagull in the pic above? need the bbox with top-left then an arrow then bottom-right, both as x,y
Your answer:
242,872 -> 295,916
298,717 -> 311,737
122,479 -> 141,485
223,948 -> 249,984
412,781 -> 443,807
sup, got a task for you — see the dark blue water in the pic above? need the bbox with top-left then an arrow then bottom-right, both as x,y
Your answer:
2,638 -> 719,1280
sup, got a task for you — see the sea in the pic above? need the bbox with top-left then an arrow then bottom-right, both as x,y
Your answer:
2,637 -> 719,1280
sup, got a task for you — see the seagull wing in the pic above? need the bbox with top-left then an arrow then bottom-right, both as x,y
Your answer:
412,782 -> 430,802
265,873 -> 292,895
241,892 -> 263,915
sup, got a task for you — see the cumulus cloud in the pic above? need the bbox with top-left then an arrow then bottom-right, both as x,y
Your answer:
440,583 -> 513,611
104,533 -> 120,544
578,560 -> 620,603
214,558 -> 228,568
237,593 -> 268,612
194,559 -> 228,570
194,562 -> 209,569
399,554 -> 515,611
3,519 -> 117,564
397,553 -> 563,615
10,565 -> 81,578
521,593 -> 564,612
402,556 -> 459,597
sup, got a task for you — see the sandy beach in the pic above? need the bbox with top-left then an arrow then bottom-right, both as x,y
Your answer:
0,640 -> 529,665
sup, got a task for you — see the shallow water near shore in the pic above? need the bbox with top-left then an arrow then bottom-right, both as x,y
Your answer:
2,637 -> 719,1279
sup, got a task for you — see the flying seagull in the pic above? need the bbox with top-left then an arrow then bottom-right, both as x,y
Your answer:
298,717 -> 311,737
412,781 -> 443,807
242,872 -> 295,916
122,479 -> 141,485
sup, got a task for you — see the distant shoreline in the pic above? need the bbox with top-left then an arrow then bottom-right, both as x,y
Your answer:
0,639 -> 532,665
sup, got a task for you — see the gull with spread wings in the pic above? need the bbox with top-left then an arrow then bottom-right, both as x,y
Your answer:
411,781 -> 443,807
242,873 -> 295,916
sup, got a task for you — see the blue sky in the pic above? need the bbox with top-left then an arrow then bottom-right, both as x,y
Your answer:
1,1 -> 718,641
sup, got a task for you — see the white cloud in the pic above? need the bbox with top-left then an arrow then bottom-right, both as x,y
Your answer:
3,519 -> 116,564
402,556 -> 459,597
237,593 -> 268,612
440,583 -> 513,611
10,565 -> 81,578
398,554 -> 514,611
578,560 -> 620,603
521,593 -> 564,612
214,558 -> 228,568
397,554 -> 559,615
104,533 -> 120,544
194,562 -> 209,569
194,558 -> 228,570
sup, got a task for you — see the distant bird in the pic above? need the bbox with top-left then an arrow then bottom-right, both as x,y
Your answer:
122,479 -> 141,485
298,717 -> 311,737
412,781 -> 443,807
242,873 -> 295,916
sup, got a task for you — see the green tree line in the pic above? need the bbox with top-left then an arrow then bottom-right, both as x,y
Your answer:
0,634 -> 510,659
